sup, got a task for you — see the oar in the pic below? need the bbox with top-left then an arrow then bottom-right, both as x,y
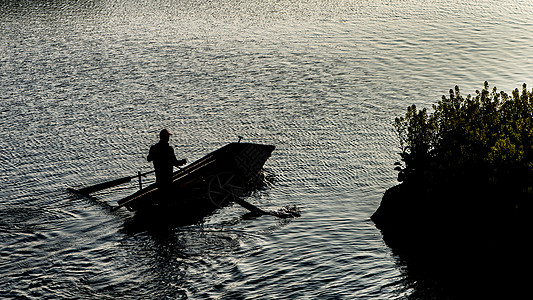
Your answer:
70,170 -> 155,195
234,198 -> 267,215
235,198 -> 300,218
173,166 -> 290,218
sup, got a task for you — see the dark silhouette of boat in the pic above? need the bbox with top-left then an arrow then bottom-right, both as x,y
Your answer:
116,142 -> 275,214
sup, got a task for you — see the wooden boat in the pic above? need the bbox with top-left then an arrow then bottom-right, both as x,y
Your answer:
116,142 -> 275,214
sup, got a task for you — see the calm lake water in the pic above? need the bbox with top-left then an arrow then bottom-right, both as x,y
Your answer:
2,0 -> 533,298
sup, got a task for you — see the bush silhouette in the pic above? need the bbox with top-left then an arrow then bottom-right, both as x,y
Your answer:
394,82 -> 533,208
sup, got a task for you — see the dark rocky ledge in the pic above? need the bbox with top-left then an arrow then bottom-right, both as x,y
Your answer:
372,183 -> 531,298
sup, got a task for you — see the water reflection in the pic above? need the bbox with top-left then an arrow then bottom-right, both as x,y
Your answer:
3,0 -> 533,298
386,230 -> 530,299
119,218 -> 263,298
121,207 -> 219,234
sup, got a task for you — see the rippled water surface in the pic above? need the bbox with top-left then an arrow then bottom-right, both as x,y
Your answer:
2,0 -> 533,298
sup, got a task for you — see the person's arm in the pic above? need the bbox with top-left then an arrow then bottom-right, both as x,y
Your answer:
170,146 -> 187,167
176,158 -> 187,166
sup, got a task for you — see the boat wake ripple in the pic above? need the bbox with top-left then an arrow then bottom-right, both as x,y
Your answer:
263,205 -> 301,218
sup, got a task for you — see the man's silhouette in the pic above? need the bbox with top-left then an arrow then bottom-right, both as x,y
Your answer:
147,129 -> 187,188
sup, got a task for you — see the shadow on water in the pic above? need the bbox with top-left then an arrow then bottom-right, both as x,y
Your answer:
117,220 -> 248,299
121,207 -> 220,235
119,201 -> 300,235
60,188 -> 275,299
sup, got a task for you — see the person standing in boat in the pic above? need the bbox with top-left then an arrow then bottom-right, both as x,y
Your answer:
147,129 -> 187,188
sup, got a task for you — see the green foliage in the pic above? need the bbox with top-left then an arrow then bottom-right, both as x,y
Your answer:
395,82 -> 533,201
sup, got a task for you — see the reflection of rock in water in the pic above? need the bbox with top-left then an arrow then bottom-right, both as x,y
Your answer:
391,241 -> 530,299
372,184 -> 531,299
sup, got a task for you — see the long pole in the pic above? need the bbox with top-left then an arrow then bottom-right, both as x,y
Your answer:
71,170 -> 155,195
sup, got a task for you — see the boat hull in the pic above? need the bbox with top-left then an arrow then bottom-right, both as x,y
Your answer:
117,143 -> 275,213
